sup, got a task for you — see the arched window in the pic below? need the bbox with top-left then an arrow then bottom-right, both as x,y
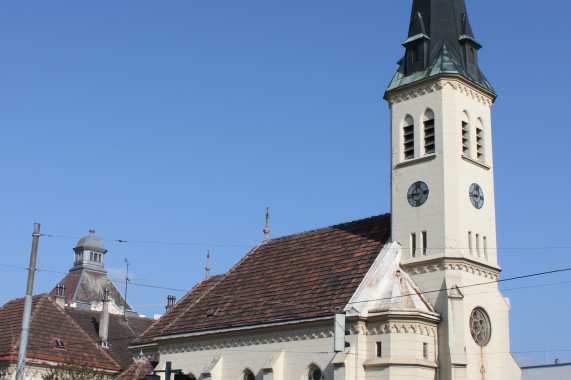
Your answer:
403,116 -> 414,160
476,118 -> 484,162
175,374 -> 197,380
461,112 -> 470,155
308,365 -> 324,380
243,369 -> 255,380
423,109 -> 435,154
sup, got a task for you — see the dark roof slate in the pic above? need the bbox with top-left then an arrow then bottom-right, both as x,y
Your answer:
0,294 -> 120,371
65,308 -> 153,370
386,0 -> 494,94
134,214 -> 391,344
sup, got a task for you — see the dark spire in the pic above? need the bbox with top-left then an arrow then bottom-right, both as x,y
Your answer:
386,0 -> 494,95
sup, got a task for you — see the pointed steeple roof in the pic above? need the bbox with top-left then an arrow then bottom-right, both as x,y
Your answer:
386,0 -> 495,95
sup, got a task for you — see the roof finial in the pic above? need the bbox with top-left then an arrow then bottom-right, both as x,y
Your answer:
205,250 -> 211,280
89,227 -> 95,235
263,207 -> 270,242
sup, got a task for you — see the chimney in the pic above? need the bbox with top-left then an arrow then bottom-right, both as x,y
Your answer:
54,284 -> 66,309
165,295 -> 176,312
99,288 -> 110,348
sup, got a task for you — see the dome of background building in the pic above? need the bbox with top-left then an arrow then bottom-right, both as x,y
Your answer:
75,227 -> 107,253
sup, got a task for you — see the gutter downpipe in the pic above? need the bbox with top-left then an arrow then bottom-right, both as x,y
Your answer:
15,223 -> 41,380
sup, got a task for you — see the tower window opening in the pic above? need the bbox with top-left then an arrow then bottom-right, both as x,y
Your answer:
476,234 -> 481,257
424,111 -> 435,154
404,117 -> 414,160
483,236 -> 488,260
423,343 -> 429,359
476,125 -> 484,161
469,48 -> 475,64
468,231 -> 473,255
462,121 -> 470,155
412,45 -> 420,63
422,231 -> 427,256
90,252 -> 94,261
376,342 -> 383,357
411,233 -> 417,258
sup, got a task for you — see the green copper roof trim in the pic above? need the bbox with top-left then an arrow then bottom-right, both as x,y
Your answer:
458,34 -> 482,48
385,43 -> 495,94
402,33 -> 430,46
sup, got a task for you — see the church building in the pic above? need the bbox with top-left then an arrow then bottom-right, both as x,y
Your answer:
130,1 -> 522,379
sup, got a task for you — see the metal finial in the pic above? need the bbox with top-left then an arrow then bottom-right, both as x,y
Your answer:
205,251 -> 211,280
263,207 -> 270,242
89,227 -> 95,235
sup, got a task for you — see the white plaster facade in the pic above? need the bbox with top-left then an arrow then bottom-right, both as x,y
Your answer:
387,76 -> 521,379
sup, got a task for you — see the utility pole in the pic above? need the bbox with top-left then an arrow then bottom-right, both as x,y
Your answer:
15,223 -> 41,380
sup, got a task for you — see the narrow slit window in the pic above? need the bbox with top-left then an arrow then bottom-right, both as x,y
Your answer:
476,121 -> 485,161
468,231 -> 473,255
411,233 -> 417,258
412,46 -> 419,63
376,342 -> 382,357
469,48 -> 475,64
423,343 -> 428,359
90,252 -> 93,261
422,231 -> 427,256
423,110 -> 435,154
476,234 -> 480,257
483,236 -> 488,260
404,116 -> 414,160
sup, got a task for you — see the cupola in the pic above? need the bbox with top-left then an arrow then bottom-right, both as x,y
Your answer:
71,227 -> 108,273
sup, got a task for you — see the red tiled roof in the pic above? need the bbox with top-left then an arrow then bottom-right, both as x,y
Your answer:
115,355 -> 155,380
50,269 -> 132,310
0,294 -> 120,371
65,308 -> 153,370
134,214 -> 390,344
133,275 -> 223,346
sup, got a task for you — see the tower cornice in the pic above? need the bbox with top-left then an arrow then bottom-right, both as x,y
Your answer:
384,74 -> 496,107
402,256 -> 502,281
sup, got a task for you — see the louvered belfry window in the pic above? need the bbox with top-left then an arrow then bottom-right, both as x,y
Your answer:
404,116 -> 414,159
461,112 -> 470,155
423,110 -> 435,154
476,120 -> 484,161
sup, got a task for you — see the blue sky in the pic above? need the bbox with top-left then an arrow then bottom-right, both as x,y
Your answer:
1,0 -> 570,367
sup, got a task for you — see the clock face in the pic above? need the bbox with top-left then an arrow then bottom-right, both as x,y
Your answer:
407,181 -> 429,207
469,183 -> 484,209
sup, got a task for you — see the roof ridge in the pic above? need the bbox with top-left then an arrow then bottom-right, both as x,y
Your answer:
265,213 -> 390,244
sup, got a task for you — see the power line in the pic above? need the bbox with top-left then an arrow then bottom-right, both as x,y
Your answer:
37,233 -> 571,251
2,262 -> 571,314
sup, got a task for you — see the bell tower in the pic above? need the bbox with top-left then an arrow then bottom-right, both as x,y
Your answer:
384,1 -> 521,379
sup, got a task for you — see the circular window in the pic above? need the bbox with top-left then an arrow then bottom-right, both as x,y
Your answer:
309,368 -> 323,380
470,307 -> 491,346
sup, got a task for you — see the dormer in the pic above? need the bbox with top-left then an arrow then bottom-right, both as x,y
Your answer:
404,11 -> 430,75
458,12 -> 482,79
